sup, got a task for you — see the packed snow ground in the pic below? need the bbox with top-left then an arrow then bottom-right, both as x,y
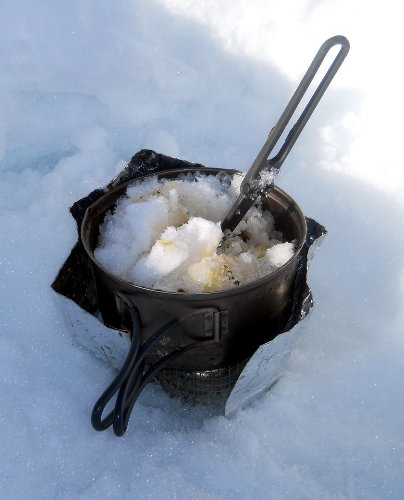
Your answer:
1,1 -> 403,498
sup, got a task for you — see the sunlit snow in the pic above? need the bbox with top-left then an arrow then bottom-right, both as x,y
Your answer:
0,1 -> 403,498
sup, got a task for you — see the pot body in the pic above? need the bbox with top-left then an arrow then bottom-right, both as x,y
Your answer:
81,167 -> 307,370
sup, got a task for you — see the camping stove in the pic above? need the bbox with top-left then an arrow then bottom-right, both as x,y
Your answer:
52,150 -> 325,436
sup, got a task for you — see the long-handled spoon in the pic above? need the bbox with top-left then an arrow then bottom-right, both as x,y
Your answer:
221,35 -> 350,233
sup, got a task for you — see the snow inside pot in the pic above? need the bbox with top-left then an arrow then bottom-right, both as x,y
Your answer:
81,166 -> 307,433
93,170 -> 298,293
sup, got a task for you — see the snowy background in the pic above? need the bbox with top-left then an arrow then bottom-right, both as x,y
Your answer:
1,1 -> 403,498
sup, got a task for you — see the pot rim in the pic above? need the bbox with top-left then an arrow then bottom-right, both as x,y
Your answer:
81,167 -> 307,300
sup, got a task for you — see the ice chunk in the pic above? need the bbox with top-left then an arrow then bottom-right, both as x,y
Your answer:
132,217 -> 222,287
266,242 -> 295,268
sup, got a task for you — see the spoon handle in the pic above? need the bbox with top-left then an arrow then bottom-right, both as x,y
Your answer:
221,35 -> 350,233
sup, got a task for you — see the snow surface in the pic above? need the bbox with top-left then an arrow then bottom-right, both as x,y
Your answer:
1,0 -> 403,498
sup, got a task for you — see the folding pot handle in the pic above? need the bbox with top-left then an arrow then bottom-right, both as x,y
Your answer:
91,294 -> 223,436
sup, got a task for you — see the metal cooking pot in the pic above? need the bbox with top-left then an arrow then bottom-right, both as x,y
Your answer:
80,166 -> 307,435
81,167 -> 306,368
